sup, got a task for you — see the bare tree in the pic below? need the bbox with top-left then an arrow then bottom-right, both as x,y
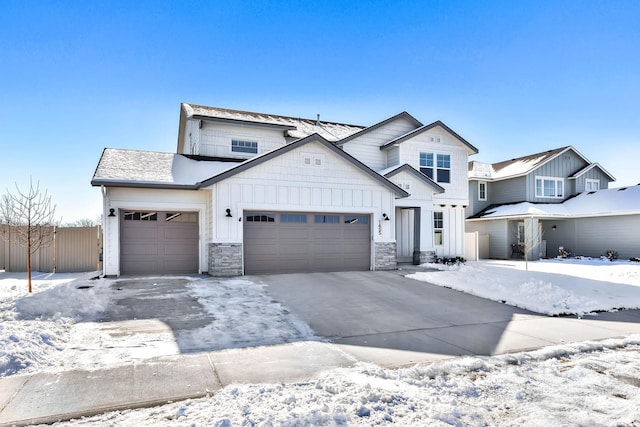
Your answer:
520,216 -> 544,271
2,179 -> 58,293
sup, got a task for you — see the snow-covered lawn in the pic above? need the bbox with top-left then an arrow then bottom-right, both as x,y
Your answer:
407,258 -> 640,316
43,337 -> 640,426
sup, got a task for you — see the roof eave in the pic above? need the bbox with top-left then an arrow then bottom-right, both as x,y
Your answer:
90,180 -> 198,190
193,115 -> 297,131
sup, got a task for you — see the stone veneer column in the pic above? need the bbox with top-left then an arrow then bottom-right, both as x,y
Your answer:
208,243 -> 243,276
374,242 -> 397,270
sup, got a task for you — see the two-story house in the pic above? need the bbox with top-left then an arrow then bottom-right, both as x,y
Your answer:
464,146 -> 640,260
92,103 -> 478,276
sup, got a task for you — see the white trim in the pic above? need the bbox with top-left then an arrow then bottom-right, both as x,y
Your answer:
478,181 -> 487,201
230,139 -> 258,154
585,179 -> 600,191
535,176 -> 564,199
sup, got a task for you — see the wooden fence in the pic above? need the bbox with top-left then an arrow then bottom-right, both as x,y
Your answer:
0,225 -> 102,273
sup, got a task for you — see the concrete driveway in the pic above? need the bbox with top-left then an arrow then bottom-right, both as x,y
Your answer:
253,268 -> 640,367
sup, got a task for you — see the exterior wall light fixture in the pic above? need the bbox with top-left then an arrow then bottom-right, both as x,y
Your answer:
108,208 -> 116,217
225,208 -> 232,217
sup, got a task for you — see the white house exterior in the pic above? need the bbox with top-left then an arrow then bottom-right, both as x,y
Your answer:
92,103 -> 478,276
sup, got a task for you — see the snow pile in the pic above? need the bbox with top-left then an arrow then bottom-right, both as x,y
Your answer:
51,336 -> 640,426
407,259 -> 640,315
0,272 -> 107,377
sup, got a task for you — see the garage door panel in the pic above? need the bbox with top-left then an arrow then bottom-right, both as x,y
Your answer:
120,211 -> 198,275
244,211 -> 370,274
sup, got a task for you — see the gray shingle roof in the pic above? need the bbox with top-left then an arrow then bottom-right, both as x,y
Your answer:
183,103 -> 365,142
91,148 -> 241,188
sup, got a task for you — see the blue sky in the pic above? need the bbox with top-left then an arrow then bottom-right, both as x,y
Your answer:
1,1 -> 638,222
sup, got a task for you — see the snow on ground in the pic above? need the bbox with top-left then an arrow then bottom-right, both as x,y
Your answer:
0,271 -> 110,377
407,258 -> 640,316
46,336 -> 640,426
0,273 -> 316,377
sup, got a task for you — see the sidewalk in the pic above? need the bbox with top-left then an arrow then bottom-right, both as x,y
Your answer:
1,311 -> 640,427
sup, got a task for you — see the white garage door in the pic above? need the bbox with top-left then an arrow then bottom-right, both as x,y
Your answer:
243,211 -> 371,274
120,211 -> 198,275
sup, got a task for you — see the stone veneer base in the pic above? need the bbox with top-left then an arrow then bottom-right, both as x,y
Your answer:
374,242 -> 397,270
208,243 -> 243,276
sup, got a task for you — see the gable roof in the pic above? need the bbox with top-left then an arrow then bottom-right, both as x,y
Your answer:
198,133 -> 409,198
379,120 -> 479,154
91,148 -> 242,189
181,103 -> 365,142
468,145 -> 611,182
381,164 -> 445,194
336,111 -> 422,145
468,185 -> 640,220
569,162 -> 616,182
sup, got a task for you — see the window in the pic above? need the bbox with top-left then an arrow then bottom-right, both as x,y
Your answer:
344,215 -> 369,224
280,214 -> 307,223
433,211 -> 443,246
231,140 -> 258,154
420,152 -> 451,183
314,215 -> 339,224
585,179 -> 600,192
246,213 -> 275,222
165,212 -> 197,222
478,182 -> 487,201
123,212 -> 157,221
535,176 -> 564,198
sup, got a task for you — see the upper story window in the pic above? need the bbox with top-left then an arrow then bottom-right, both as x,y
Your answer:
478,181 -> 487,201
420,152 -> 451,183
585,179 -> 600,192
231,139 -> 258,154
535,176 -> 564,198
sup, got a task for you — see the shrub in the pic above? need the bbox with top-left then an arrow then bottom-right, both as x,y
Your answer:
630,257 -> 639,263
433,255 -> 466,265
604,250 -> 619,262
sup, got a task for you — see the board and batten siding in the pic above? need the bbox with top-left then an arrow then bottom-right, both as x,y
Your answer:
397,129 -> 470,204
574,169 -> 611,193
341,118 -> 418,172
193,121 -> 287,159
103,187 -> 210,276
210,140 -> 397,245
526,151 -> 589,201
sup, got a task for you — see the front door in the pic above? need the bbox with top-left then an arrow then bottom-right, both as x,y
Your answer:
396,208 -> 415,263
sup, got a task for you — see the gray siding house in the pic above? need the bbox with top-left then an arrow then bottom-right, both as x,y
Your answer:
464,146 -> 639,260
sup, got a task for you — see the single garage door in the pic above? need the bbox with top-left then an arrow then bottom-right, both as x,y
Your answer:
244,211 -> 370,274
120,211 -> 199,275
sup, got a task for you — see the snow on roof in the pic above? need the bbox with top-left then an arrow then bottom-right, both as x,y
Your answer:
469,147 -> 571,180
183,103 -> 365,142
474,185 -> 640,219
92,148 -> 240,187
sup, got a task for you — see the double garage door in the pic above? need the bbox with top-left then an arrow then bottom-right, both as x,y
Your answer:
244,211 -> 371,274
120,211 -> 198,275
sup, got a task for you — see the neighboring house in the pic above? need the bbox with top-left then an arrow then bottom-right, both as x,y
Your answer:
92,103 -> 478,276
464,146 -> 634,260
